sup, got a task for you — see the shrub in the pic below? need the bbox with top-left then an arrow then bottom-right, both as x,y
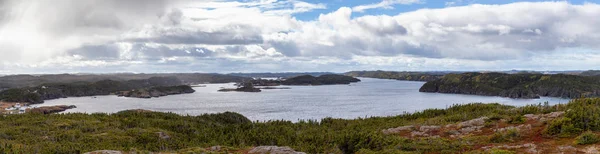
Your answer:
489,149 -> 515,154
489,129 -> 520,143
507,115 -> 526,124
543,117 -> 582,137
574,131 -> 600,145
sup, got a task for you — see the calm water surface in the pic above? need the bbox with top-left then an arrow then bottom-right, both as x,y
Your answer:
34,78 -> 570,122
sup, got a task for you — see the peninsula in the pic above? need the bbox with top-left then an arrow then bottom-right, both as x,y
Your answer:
0,77 -> 197,104
419,72 -> 600,99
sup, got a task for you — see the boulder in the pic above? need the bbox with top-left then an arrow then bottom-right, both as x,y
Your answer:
382,125 -> 414,134
458,117 -> 488,128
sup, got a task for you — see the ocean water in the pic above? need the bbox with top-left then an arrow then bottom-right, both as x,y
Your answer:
34,78 -> 570,122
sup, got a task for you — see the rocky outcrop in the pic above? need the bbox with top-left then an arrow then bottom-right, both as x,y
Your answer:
249,146 -> 306,154
29,105 -> 76,114
382,125 -> 414,134
523,111 -> 564,122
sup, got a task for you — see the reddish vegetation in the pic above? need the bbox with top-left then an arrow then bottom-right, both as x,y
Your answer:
383,111 -> 600,153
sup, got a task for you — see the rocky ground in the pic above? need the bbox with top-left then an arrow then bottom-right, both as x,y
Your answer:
381,111 -> 600,153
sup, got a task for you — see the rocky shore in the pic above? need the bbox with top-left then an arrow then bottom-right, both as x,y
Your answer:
28,105 -> 77,114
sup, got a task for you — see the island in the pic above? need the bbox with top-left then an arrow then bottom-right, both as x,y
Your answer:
217,74 -> 359,92
419,72 -> 600,99
281,74 -> 360,85
218,82 -> 262,92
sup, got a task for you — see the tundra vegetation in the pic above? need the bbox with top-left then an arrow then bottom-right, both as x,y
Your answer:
2,98 -> 600,153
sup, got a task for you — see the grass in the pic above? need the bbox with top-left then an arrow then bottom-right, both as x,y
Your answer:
3,98 -> 600,153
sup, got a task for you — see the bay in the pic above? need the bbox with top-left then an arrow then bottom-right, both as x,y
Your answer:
34,78 -> 570,122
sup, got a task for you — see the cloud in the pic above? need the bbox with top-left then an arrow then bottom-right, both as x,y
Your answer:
2,1 -> 600,73
125,26 -> 264,45
352,0 -> 422,12
0,0 -> 178,64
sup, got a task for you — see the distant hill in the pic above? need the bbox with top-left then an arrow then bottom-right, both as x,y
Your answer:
344,70 -> 447,81
0,73 -> 250,91
579,70 -> 600,76
420,72 -> 600,99
227,72 -> 335,78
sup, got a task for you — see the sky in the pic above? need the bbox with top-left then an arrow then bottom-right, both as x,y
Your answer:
0,0 -> 599,74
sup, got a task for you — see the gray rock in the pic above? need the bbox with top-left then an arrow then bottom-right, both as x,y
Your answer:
458,117 -> 489,128
156,132 -> 171,140
382,125 -> 414,134
84,150 -> 123,154
249,146 -> 306,154
419,125 -> 441,132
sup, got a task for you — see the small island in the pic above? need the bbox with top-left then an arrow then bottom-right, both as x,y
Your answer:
218,74 -> 360,92
282,74 -> 361,85
218,82 -> 261,92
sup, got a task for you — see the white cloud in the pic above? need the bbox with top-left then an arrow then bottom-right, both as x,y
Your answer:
352,0 -> 422,12
1,1 -> 600,73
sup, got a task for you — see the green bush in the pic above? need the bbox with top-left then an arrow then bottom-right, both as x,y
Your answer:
564,98 -> 600,131
507,115 -> 526,124
574,131 -> 600,145
489,129 -> 520,143
543,117 -> 582,137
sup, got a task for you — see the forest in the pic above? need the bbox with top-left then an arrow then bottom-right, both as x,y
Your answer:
420,72 -> 600,99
